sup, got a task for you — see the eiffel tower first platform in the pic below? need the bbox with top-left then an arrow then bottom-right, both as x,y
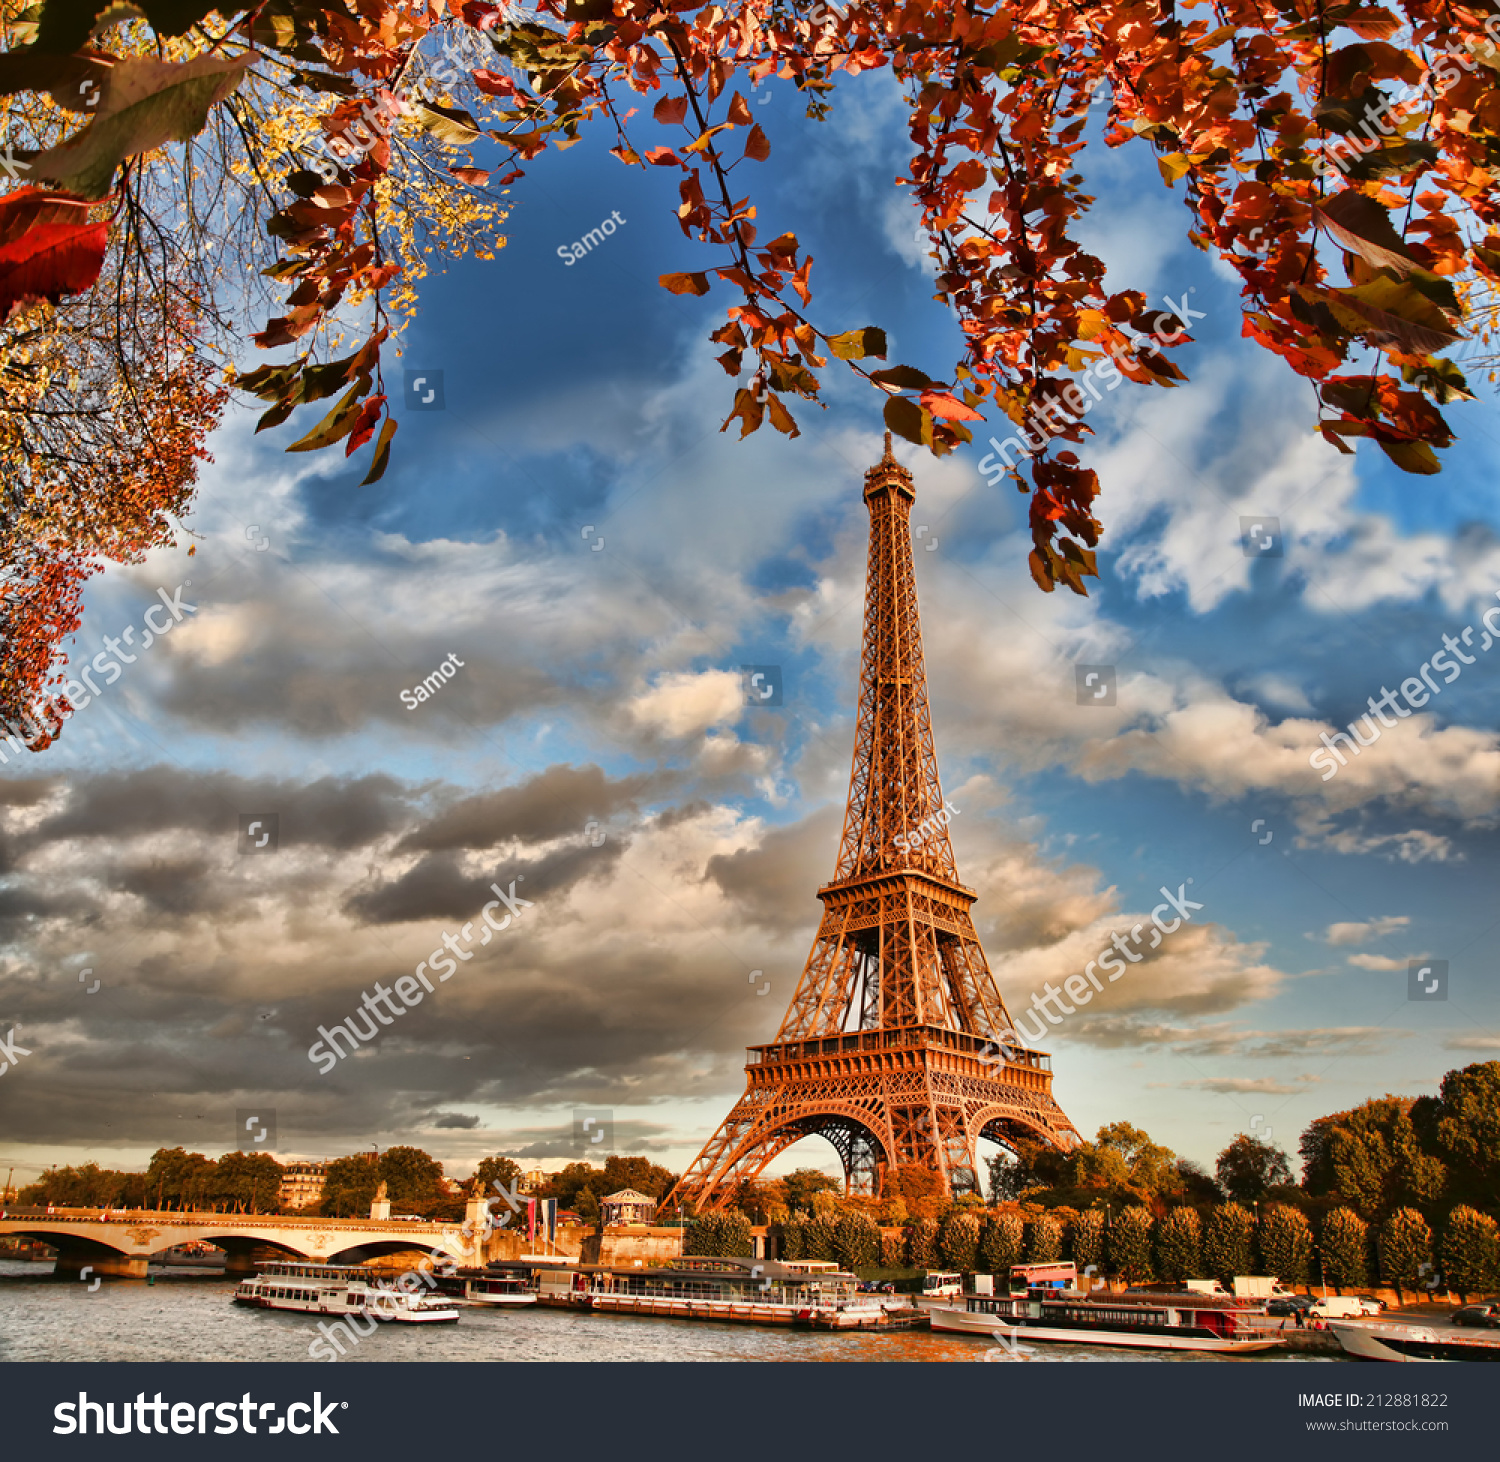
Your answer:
663,436 -> 1080,1211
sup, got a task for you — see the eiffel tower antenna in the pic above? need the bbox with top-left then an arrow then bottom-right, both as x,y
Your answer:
662,438 -> 1078,1210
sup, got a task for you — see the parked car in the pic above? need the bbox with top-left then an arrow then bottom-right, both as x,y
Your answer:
1451,1303 -> 1500,1328
1354,1297 -> 1385,1316
1267,1295 -> 1316,1316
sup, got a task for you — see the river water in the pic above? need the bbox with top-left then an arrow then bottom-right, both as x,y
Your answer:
0,1261 -> 1331,1364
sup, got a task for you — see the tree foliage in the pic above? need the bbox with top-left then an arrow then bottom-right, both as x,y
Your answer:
904,1214 -> 938,1269
1318,1206 -> 1370,1292
686,1208 -> 754,1257
9,0 -> 1500,719
781,1166 -> 841,1214
1299,1096 -> 1448,1220
1257,1203 -> 1312,1289
978,1211 -> 1024,1275
834,1209 -> 881,1269
1215,1134 -> 1292,1205
938,1208 -> 981,1271
1440,1205 -> 1500,1301
1069,1207 -> 1105,1276
469,1154 -> 523,1196
1201,1201 -> 1254,1284
1026,1211 -> 1062,1264
1106,1206 -> 1155,1282
1377,1206 -> 1433,1299
1154,1204 -> 1202,1283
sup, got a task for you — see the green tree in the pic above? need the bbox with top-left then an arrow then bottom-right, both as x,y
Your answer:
835,1211 -> 881,1270
469,1156 -> 523,1197
18,1162 -> 146,1208
1378,1207 -> 1434,1301
1440,1206 -> 1500,1301
686,1210 -> 753,1258
1432,1062 -> 1500,1208
782,1168 -> 841,1214
1106,1206 -> 1156,1282
601,1155 -> 678,1201
880,1228 -> 905,1268
319,1154 -> 381,1218
1070,1208 -> 1106,1276
1299,1098 -> 1447,1221
1174,1159 -> 1222,1205
774,1214 -> 807,1261
1154,1206 -> 1203,1283
939,1210 -> 981,1272
212,1152 -> 284,1214
1258,1204 -> 1312,1288
146,1148 -> 216,1210
888,1165 -> 944,1208
1215,1134 -> 1293,1205
1319,1207 -> 1370,1292
979,1213 -> 1024,1276
376,1146 -> 448,1218
1026,1212 -> 1062,1264
1202,1203 -> 1255,1284
803,1212 -> 839,1263
905,1216 -> 938,1269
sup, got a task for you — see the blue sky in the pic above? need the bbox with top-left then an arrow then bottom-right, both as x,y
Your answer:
2,64 -> 1499,1191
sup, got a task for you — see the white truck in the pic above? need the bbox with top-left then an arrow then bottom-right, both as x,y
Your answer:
1308,1295 -> 1367,1319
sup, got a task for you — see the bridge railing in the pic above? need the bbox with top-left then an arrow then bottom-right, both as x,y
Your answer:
0,1207 -> 451,1228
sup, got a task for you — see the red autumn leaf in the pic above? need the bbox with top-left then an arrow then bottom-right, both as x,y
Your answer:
660,271 -> 711,296
345,395 -> 387,456
743,125 -> 770,161
0,218 -> 109,324
449,167 -> 490,186
653,94 -> 689,125
920,390 -> 985,421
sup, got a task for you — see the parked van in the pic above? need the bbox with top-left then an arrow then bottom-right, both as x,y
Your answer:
1308,1296 -> 1366,1319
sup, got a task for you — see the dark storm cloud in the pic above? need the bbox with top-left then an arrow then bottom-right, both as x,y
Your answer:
397,763 -> 662,852
0,760 -> 782,1154
24,767 -> 416,849
0,775 -> 55,806
705,804 -> 840,932
340,839 -> 625,926
111,859 -> 220,918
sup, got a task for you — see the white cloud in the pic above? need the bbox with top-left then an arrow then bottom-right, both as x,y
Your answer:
1321,916 -> 1410,946
1346,952 -> 1411,971
627,670 -> 744,740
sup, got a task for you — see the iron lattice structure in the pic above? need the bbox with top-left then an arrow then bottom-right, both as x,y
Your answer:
663,436 -> 1079,1211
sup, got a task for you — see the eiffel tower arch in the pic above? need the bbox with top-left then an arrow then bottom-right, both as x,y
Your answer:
663,435 -> 1079,1211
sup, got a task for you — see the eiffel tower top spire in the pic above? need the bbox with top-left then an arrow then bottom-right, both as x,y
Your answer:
836,433 -> 952,883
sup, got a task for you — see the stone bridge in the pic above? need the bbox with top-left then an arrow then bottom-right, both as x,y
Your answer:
0,1207 -> 489,1278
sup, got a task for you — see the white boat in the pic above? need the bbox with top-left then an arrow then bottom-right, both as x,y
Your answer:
233,1262 -> 458,1324
1328,1319 -> 1500,1362
462,1274 -> 537,1307
931,1292 -> 1284,1353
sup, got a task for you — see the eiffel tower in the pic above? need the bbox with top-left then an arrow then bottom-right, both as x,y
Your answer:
664,435 -> 1079,1211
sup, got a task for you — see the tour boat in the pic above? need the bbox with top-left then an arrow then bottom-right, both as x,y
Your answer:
930,1291 -> 1284,1353
233,1262 -> 458,1324
1328,1319 -> 1500,1362
462,1273 -> 537,1307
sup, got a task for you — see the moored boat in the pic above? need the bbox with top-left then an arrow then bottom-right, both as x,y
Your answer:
930,1292 -> 1284,1352
233,1261 -> 458,1324
462,1273 -> 537,1307
1328,1319 -> 1500,1362
930,1263 -> 1283,1354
